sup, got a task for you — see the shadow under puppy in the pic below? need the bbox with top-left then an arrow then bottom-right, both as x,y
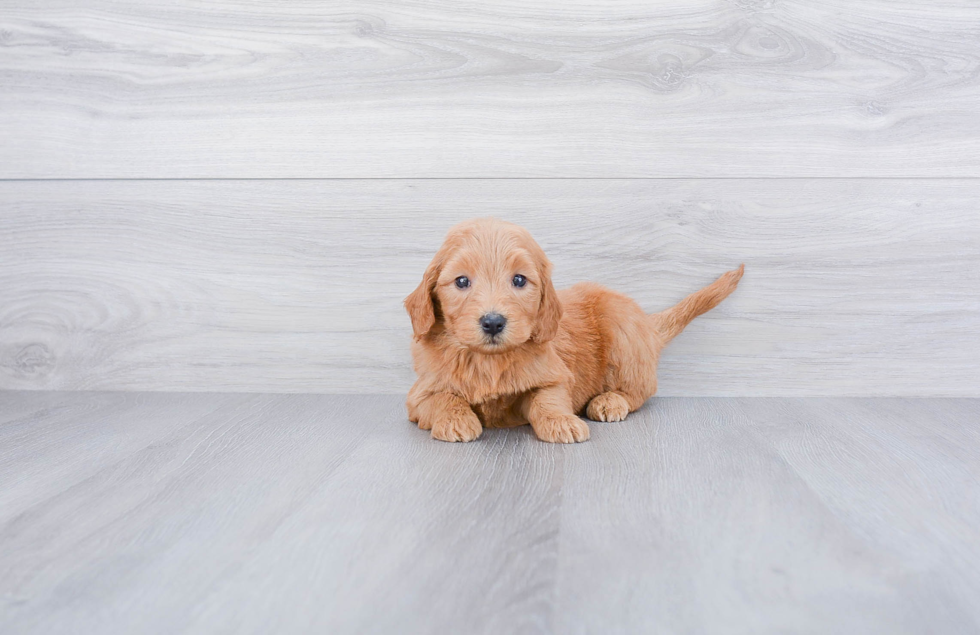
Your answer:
405,218 -> 743,443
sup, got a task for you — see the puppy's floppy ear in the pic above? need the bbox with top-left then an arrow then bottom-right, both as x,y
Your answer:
532,255 -> 563,343
405,258 -> 441,341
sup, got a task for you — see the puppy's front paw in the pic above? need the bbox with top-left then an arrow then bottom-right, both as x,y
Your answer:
431,410 -> 483,442
586,392 -> 630,422
534,414 -> 590,444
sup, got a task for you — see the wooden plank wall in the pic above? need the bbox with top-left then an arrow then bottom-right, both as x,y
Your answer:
3,0 -> 980,178
1,1 -> 978,395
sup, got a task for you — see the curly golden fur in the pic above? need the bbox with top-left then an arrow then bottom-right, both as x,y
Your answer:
405,218 -> 744,443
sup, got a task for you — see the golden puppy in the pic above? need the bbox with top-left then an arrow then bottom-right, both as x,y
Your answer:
405,218 -> 743,443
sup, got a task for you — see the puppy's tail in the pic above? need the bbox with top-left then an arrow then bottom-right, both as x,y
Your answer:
649,264 -> 744,344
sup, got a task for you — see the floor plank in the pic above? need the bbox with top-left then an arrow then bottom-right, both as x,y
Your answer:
2,179 -> 978,396
0,393 -> 391,634
2,1 -> 979,177
556,398 -> 980,634
0,391 -> 79,426
189,404 -> 561,635
1,393 -> 979,633
0,391 -> 247,520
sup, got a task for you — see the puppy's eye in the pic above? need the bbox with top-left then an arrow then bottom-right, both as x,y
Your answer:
454,276 -> 470,289
512,274 -> 527,288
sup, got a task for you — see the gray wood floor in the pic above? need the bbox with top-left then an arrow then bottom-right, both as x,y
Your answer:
2,392 -> 979,634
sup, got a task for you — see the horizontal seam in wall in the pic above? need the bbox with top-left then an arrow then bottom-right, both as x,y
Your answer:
1,176 -> 979,183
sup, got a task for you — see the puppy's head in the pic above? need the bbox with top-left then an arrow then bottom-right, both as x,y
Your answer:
405,218 -> 562,353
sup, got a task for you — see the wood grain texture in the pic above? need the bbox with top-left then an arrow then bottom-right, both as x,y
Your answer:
556,397 -> 980,634
1,392 -> 979,633
2,178 -> 978,396
1,0 -> 979,178
0,392 -> 560,634
0,393 -> 395,634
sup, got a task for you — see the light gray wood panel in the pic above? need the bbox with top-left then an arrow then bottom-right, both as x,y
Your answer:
555,397 -> 980,634
1,0 -> 979,178
2,392 -> 979,633
743,398 -> 980,619
2,178 -> 978,396
189,401 -> 560,634
0,391 -> 247,519
0,392 -> 394,634
0,392 -> 560,634
0,390 -> 78,425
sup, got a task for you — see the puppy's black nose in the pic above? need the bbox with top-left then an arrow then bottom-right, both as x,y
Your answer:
480,313 -> 507,337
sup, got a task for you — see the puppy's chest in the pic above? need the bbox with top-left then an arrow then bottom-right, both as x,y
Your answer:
453,363 -> 537,428
453,355 -> 541,405
473,395 -> 526,429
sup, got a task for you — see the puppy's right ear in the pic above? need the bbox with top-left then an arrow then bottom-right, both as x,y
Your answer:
405,259 -> 441,341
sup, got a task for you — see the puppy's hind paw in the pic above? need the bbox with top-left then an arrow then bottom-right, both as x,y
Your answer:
586,392 -> 631,422
533,414 -> 590,444
431,411 -> 483,443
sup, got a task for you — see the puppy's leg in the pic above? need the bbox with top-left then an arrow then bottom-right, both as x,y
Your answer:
586,387 -> 650,422
413,392 -> 483,442
522,385 -> 590,443
586,392 -> 632,422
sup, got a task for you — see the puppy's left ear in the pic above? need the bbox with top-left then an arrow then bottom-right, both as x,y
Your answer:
532,257 -> 563,343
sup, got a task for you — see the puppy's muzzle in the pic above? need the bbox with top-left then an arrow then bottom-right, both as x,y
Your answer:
480,313 -> 507,338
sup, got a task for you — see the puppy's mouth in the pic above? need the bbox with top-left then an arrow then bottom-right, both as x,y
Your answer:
483,334 -> 504,347
474,334 -> 509,353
